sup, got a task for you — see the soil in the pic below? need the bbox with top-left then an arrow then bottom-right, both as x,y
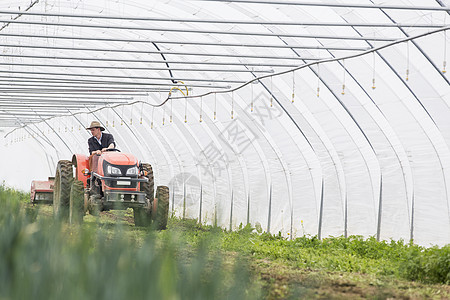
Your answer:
253,260 -> 450,299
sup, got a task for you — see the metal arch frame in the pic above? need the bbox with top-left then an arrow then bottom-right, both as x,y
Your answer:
345,10 -> 449,242
164,108 -> 219,224
20,124 -> 57,175
4,25 -> 448,136
236,7 -> 347,238
158,25 -> 450,102
252,74 -> 322,236
348,9 -> 450,240
244,6 -> 385,239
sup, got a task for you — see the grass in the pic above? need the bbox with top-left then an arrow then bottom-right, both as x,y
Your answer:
1,183 -> 449,299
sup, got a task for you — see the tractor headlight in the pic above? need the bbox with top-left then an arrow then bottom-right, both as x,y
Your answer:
107,165 -> 122,175
126,166 -> 139,176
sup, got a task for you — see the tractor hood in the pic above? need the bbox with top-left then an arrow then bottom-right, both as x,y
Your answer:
101,152 -> 138,166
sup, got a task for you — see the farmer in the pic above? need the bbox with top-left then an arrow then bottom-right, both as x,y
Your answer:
86,120 -> 116,155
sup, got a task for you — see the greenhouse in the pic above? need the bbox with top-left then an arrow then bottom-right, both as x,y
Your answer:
0,0 -> 449,247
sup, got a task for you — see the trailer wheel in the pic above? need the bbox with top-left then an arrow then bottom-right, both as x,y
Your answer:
153,186 -> 170,230
69,180 -> 85,224
53,160 -> 73,221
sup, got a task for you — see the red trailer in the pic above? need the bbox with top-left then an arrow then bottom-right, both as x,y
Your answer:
30,178 -> 54,204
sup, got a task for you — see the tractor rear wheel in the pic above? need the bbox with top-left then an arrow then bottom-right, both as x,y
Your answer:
53,160 -> 73,221
153,186 -> 170,230
69,180 -> 85,224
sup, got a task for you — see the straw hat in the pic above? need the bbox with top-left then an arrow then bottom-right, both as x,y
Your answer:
86,121 -> 105,131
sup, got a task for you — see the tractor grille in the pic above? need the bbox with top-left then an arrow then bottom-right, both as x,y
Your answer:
105,179 -> 137,189
103,162 -> 138,188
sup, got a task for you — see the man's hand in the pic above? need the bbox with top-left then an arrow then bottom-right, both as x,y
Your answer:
94,150 -> 102,155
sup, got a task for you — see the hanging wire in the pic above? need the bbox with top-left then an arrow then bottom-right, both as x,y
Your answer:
317,64 -> 320,97
406,41 -> 410,81
110,107 -> 114,127
121,104 -> 124,125
251,81 -> 254,112
162,103 -> 166,125
140,100 -> 144,124
170,98 -> 173,123
199,96 -> 203,122
342,59 -> 346,95
161,86 -> 165,125
105,102 -> 109,127
231,91 -> 234,119
214,93 -> 217,120
292,71 -> 295,102
151,106 -> 155,129
443,23 -> 447,73
270,76 -> 273,107
372,52 -> 376,89
184,97 -> 188,123
130,103 -> 133,125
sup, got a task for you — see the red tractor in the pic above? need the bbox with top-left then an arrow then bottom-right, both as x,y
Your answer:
53,149 -> 169,229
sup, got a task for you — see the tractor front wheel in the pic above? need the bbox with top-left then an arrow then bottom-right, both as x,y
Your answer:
133,208 -> 151,227
53,160 -> 73,221
69,180 -> 85,224
140,163 -> 154,208
134,163 -> 154,227
152,186 -> 170,230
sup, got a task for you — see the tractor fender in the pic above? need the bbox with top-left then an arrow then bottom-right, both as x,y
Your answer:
72,154 -> 89,188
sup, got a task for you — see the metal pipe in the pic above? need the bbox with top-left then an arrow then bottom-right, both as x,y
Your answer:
0,94 -> 133,99
0,61 -> 275,73
0,78 -> 205,89
0,112 -> 60,116
0,108 -> 85,112
0,20 -> 398,41
0,69 -> 245,84
0,98 -> 127,103
0,9 -> 445,26
0,86 -> 169,93
0,49 -> 322,61
0,39 -> 368,51
0,49 -> 299,67
194,0 -> 450,11
0,89 -> 148,95
0,104 -> 94,109
0,99 -> 125,104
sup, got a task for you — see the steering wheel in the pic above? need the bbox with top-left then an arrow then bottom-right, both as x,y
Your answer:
105,148 -> 121,152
